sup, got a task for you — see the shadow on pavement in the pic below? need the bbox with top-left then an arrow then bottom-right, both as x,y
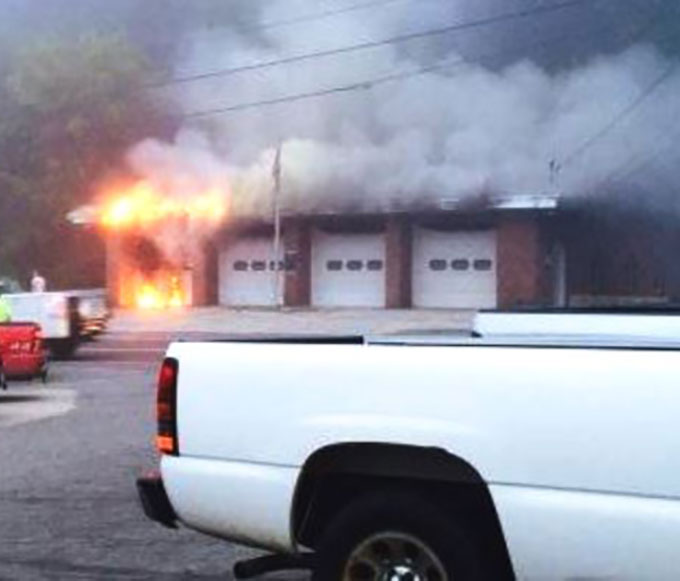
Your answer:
0,395 -> 43,404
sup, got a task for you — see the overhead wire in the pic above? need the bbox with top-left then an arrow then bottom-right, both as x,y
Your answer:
183,1 -> 602,119
242,0 -> 412,34
590,131 -> 680,193
160,0 -> 593,88
561,60 -> 679,167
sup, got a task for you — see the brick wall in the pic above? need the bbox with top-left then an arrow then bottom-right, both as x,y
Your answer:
563,210 -> 674,301
105,233 -> 123,307
385,215 -> 412,308
283,218 -> 311,306
201,241 -> 219,306
496,217 -> 546,308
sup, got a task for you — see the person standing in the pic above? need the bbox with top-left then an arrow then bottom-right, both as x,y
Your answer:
0,283 -> 11,322
31,270 -> 46,293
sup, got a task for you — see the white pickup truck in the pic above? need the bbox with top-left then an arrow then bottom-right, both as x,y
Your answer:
137,312 -> 680,581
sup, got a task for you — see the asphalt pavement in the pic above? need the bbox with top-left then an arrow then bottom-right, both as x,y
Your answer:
0,331 -> 306,581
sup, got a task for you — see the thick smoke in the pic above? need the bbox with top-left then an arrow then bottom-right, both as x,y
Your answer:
128,0 -> 680,218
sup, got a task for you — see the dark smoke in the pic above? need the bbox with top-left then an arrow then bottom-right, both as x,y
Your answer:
124,1 -> 680,219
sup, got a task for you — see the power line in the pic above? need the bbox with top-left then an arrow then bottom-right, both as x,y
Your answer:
591,131 -> 680,192
161,0 -> 593,88
184,17 -> 609,120
562,59 -> 679,167
245,0 -> 410,34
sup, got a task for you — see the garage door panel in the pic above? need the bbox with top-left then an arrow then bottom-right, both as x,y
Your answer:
312,231 -> 385,307
219,238 -> 283,306
413,229 -> 497,309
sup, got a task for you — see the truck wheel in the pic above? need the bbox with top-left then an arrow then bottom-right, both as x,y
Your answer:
312,490 -> 483,581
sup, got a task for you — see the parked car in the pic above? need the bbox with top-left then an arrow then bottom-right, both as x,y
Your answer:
138,312 -> 680,580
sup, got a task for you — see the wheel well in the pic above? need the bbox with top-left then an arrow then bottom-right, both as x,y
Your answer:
292,443 -> 515,580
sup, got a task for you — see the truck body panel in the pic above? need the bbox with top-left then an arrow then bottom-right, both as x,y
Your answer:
0,322 -> 47,379
491,483 -> 680,580
167,341 -> 680,499
149,314 -> 680,579
161,456 -> 298,551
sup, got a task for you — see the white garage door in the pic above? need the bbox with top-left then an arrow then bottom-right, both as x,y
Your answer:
412,228 -> 497,309
312,230 -> 386,307
219,237 -> 283,306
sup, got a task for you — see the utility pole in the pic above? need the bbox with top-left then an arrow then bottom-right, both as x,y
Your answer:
548,157 -> 567,307
549,158 -> 561,193
272,143 -> 283,307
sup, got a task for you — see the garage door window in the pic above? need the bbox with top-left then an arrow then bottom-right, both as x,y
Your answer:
347,260 -> 364,271
367,259 -> 384,271
429,259 -> 447,271
473,259 -> 493,271
251,261 -> 266,271
233,260 -> 248,271
326,260 -> 343,271
451,259 -> 470,271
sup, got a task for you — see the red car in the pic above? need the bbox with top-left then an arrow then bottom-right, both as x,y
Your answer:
0,322 -> 48,386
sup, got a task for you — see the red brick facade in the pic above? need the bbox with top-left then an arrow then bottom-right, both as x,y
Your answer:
385,215 -> 412,308
283,218 -> 311,307
105,233 -> 123,307
496,217 -> 546,308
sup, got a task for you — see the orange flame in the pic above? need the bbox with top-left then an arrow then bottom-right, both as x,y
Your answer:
100,181 -> 227,229
136,284 -> 165,310
135,282 -> 185,310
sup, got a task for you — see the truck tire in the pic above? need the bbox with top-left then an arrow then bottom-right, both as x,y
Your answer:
312,490 -> 483,581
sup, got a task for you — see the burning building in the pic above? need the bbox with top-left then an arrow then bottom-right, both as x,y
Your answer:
211,194 -> 562,310
97,187 -> 678,311
90,20 -> 679,312
98,184 -> 557,310
101,181 -> 225,309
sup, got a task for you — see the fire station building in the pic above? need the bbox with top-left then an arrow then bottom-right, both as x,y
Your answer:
208,195 -> 562,310
106,191 -> 679,310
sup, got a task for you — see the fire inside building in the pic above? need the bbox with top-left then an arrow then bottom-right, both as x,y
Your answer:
100,188 -> 680,311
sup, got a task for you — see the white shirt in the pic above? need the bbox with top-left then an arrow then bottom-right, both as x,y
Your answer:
31,275 -> 46,293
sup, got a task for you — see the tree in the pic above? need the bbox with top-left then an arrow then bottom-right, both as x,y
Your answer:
0,33 -> 177,288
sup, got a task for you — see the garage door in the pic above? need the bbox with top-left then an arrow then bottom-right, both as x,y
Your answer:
218,237 -> 283,306
412,228 -> 497,308
312,230 -> 385,307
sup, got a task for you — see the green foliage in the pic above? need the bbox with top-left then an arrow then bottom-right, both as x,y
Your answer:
8,34 -> 149,112
0,33 -> 176,287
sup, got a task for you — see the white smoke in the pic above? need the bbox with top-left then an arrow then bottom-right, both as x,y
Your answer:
128,0 -> 680,219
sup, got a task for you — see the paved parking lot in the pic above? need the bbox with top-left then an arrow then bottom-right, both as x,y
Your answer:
0,307 -> 471,580
109,306 -> 475,336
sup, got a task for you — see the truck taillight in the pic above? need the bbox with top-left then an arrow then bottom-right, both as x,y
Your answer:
157,357 -> 179,456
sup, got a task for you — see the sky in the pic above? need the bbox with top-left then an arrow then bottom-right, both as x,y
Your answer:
1,0 -> 679,216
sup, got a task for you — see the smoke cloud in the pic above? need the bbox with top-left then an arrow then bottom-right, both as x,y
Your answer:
127,0 -> 680,219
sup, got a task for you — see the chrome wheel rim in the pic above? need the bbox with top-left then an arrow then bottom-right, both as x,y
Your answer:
343,532 -> 448,581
